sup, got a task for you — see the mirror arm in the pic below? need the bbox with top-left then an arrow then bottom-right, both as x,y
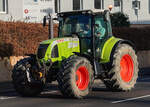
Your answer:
48,14 -> 54,39
43,16 -> 47,27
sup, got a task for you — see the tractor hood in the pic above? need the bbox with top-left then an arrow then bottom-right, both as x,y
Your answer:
37,37 -> 80,63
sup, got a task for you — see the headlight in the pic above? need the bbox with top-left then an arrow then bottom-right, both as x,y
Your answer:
37,44 -> 49,59
51,45 -> 59,58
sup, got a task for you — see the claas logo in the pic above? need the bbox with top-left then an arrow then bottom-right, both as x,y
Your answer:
34,0 -> 38,2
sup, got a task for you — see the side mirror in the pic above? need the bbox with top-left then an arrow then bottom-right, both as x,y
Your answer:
43,16 -> 47,27
53,18 -> 58,20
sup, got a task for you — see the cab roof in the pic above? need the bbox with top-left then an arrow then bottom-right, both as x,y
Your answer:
58,9 -> 109,16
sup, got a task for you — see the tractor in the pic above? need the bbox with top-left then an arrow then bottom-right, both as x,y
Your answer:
12,9 -> 139,98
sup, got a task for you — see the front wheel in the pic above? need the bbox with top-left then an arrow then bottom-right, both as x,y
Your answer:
57,56 -> 94,98
104,44 -> 139,91
12,57 -> 45,97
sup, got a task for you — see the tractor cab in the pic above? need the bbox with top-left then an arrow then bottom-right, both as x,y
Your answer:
57,9 -> 113,58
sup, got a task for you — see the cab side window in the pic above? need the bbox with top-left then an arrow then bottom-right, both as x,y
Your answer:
94,16 -> 107,39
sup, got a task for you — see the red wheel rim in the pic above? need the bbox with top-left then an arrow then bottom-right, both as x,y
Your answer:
120,54 -> 134,82
76,66 -> 89,90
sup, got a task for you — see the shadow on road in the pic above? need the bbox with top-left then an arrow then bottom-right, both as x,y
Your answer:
0,81 -> 117,100
0,67 -> 150,100
0,81 -> 14,92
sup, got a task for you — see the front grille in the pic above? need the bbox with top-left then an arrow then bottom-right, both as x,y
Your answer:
37,44 -> 49,59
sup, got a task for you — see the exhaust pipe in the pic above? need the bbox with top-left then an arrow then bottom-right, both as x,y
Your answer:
43,14 -> 54,39
48,14 -> 53,39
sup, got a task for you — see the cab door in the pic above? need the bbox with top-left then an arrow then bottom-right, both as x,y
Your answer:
94,16 -> 108,58
75,16 -> 92,54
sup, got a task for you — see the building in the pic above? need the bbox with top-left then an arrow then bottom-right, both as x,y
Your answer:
55,0 -> 150,24
0,0 -> 150,24
0,0 -> 55,22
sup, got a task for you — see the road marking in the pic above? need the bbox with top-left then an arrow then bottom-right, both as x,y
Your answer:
112,95 -> 150,104
41,91 -> 58,94
0,96 -> 16,100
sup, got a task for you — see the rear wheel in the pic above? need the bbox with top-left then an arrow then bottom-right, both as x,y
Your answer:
103,44 -> 139,91
57,56 -> 94,98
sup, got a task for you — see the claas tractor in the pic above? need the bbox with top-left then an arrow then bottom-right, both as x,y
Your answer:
12,9 -> 139,98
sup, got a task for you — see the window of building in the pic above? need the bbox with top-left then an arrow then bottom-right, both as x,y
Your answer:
55,0 -> 58,13
149,0 -> 150,13
55,0 -> 61,13
0,0 -> 6,13
80,0 -> 83,10
34,0 -> 38,2
114,0 -> 120,7
114,0 -> 123,12
94,0 -> 104,9
132,0 -> 140,10
73,0 -> 80,10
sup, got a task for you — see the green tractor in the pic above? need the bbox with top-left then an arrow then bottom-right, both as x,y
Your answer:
12,9 -> 139,98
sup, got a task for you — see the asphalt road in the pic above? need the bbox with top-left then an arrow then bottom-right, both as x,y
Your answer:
0,69 -> 150,107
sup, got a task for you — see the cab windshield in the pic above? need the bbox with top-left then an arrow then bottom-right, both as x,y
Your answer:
59,15 -> 91,38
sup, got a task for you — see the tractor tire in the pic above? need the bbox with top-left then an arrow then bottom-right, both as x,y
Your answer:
57,56 -> 94,98
103,44 -> 139,91
12,57 -> 45,97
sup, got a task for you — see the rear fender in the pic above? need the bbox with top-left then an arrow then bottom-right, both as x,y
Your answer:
100,37 -> 136,64
100,36 -> 120,63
